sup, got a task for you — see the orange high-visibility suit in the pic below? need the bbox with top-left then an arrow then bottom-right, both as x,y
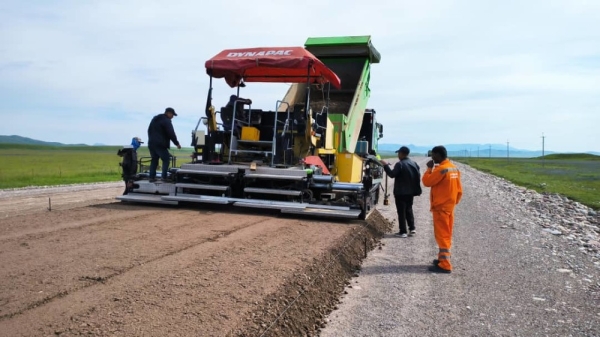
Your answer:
422,159 -> 462,271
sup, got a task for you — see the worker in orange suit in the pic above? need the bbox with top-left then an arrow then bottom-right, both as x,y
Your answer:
422,145 -> 463,274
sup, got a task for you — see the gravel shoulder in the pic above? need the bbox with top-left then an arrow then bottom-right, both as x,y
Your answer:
0,182 -> 125,218
320,157 -> 600,337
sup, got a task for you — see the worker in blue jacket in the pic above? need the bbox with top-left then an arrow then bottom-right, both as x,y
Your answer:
147,107 -> 181,182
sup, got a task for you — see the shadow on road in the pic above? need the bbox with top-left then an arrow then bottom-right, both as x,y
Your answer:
89,201 -> 367,224
359,264 -> 432,275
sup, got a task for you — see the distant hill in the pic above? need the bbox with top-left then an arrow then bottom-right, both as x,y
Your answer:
2,135 -> 599,157
0,135 -> 87,147
541,153 -> 600,160
378,143 -> 600,158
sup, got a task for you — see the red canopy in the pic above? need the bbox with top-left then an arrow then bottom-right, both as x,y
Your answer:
205,47 -> 341,89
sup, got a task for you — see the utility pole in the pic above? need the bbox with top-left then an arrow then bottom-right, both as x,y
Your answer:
542,132 -> 546,167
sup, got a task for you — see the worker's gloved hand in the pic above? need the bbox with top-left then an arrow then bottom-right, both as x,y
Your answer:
177,144 -> 182,149
426,160 -> 434,169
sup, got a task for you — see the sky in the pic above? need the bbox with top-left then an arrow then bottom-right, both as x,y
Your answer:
1,0 -> 599,153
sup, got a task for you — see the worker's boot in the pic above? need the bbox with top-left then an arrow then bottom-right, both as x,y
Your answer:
428,265 -> 451,274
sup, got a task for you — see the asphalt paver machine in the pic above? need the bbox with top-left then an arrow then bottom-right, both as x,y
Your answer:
117,35 -> 385,219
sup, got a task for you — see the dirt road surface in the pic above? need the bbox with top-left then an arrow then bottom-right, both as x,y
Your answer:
2,157 -> 599,337
0,182 -> 390,336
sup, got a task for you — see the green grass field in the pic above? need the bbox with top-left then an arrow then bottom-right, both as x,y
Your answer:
0,144 -> 194,189
455,153 -> 600,210
2,145 -> 598,210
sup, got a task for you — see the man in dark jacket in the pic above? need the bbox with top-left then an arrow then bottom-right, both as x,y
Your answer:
147,107 -> 181,182
381,146 -> 422,237
222,95 -> 252,136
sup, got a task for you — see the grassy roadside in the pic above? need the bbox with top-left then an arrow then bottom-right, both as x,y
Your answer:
0,144 -> 194,189
2,145 -> 598,211
454,153 -> 600,210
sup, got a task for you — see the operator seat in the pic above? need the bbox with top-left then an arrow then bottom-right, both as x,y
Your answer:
292,103 -> 307,136
220,106 -> 234,132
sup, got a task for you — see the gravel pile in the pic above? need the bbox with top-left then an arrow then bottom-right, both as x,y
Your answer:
465,164 -> 600,262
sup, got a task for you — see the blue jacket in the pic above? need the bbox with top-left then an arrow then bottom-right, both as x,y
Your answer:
147,114 -> 180,149
383,157 -> 422,196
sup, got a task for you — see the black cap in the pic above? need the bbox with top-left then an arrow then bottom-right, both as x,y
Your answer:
395,146 -> 410,155
165,107 -> 177,116
431,145 -> 448,159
